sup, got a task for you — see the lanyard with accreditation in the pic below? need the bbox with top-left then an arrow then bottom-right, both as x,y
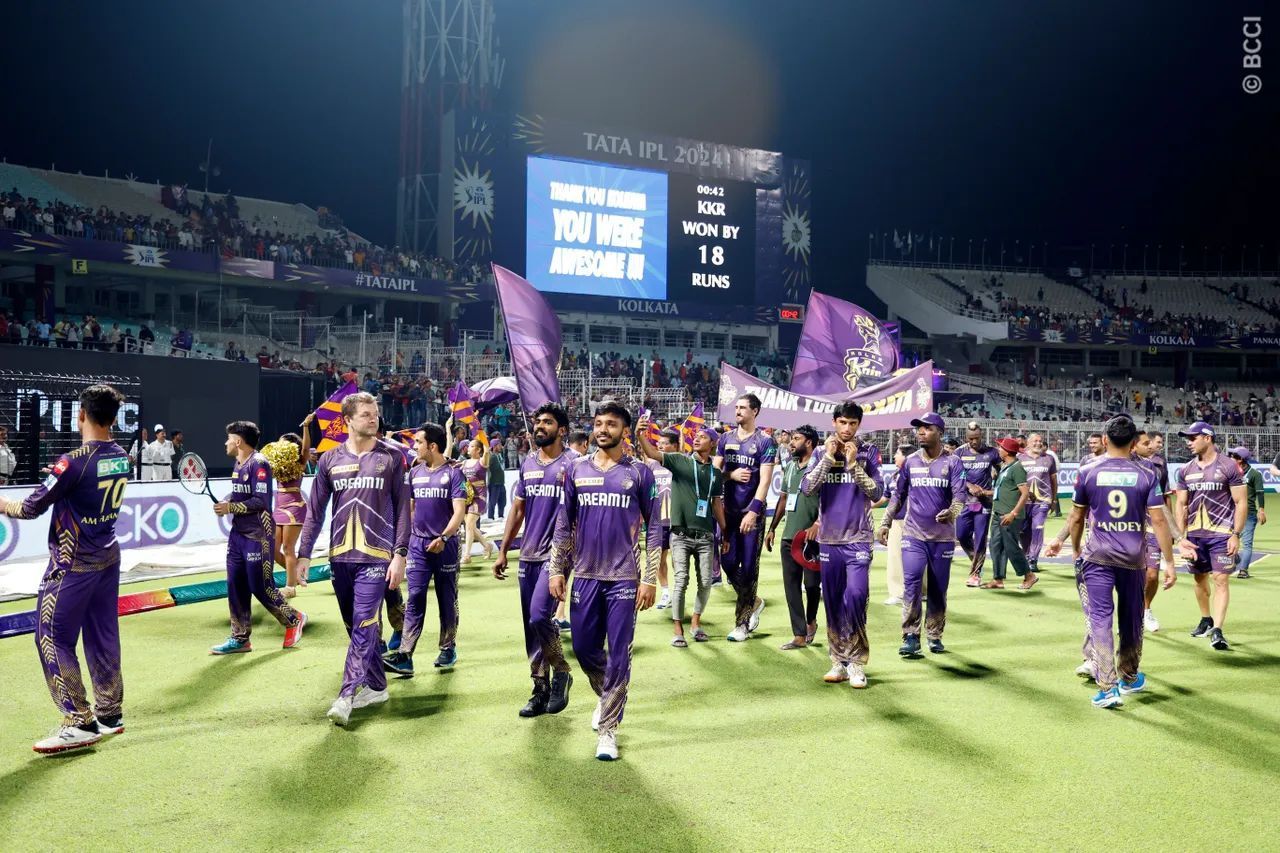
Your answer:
691,454 -> 713,518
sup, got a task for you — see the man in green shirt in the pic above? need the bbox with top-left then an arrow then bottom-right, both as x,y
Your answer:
1227,447 -> 1266,579
766,426 -> 822,650
635,419 -> 726,646
983,437 -> 1032,589
487,437 -> 507,520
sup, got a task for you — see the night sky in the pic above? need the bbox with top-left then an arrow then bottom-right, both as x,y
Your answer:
2,1 -> 1275,300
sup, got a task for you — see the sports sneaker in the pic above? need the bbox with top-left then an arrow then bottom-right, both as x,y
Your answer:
520,679 -> 550,718
1091,687 -> 1123,709
434,647 -> 458,668
656,588 -> 671,610
726,625 -> 750,642
898,634 -> 922,657
210,637 -> 252,655
1210,628 -> 1230,651
547,671 -> 573,714
848,664 -> 868,689
965,574 -> 981,588
327,695 -> 353,726
747,597 -> 766,632
596,731 -> 618,761
823,664 -> 849,683
1190,617 -> 1214,638
1075,661 -> 1096,680
927,638 -> 946,654
283,610 -> 307,649
883,596 -> 903,606
556,618 -> 572,632
1143,609 -> 1160,633
95,714 -> 124,736
1118,673 -> 1146,694
591,702 -> 602,732
387,629 -> 402,651
382,651 -> 414,676
33,724 -> 102,754
351,686 -> 389,709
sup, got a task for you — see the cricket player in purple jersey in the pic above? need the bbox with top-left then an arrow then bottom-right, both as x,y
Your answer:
382,422 -> 467,678
1175,421 -> 1247,651
714,394 -> 777,642
955,423 -> 1002,585
877,413 -> 966,657
297,392 -> 411,725
1133,430 -> 1177,632
493,402 -> 578,718
548,402 -> 662,761
209,421 -> 305,656
802,400 -> 883,688
2,385 -> 130,754
1016,433 -> 1058,580
1065,416 -> 1175,708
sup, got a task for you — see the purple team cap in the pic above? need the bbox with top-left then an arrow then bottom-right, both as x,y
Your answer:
910,412 -> 946,430
1227,446 -> 1252,462
700,427 -> 719,444
1178,421 -> 1215,438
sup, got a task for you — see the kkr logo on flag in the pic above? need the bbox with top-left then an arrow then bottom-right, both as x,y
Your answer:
842,314 -> 894,392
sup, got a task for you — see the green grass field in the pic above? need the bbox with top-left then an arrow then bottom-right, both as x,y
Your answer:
1,517 -> 1277,851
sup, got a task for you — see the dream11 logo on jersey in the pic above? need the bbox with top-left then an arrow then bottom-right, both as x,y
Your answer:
117,495 -> 189,547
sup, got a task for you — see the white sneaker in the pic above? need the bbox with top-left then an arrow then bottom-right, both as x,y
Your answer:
1075,661 -> 1095,680
848,664 -> 868,689
1143,609 -> 1160,633
327,695 -> 354,726
883,596 -> 903,606
591,701 -> 602,732
655,588 -> 671,610
596,731 -> 618,761
727,625 -> 750,642
352,686 -> 389,709
747,597 -> 766,632
33,724 -> 102,754
823,663 -> 849,683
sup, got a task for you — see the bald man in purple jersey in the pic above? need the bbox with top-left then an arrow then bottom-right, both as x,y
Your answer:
1066,416 -> 1175,708
494,402 -> 578,718
548,401 -> 661,761
802,400 -> 883,688
3,385 -> 130,754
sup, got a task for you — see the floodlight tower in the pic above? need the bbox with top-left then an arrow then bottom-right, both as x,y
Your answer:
396,0 -> 503,257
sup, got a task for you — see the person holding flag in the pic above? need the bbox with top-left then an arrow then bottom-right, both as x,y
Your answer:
679,403 -> 706,452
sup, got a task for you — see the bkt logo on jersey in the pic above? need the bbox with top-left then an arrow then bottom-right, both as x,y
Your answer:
117,496 -> 188,546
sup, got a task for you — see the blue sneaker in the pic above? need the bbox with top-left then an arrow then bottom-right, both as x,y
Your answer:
555,619 -> 571,632
377,640 -> 388,657
434,647 -> 457,668
1118,673 -> 1146,695
1091,687 -> 1123,708
382,651 -> 414,676
210,637 -> 252,655
388,630 -> 402,651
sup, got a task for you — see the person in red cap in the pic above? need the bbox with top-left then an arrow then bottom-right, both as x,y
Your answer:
984,438 -> 1032,588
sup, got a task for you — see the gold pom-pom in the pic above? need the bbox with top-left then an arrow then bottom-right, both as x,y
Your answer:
261,440 -> 302,483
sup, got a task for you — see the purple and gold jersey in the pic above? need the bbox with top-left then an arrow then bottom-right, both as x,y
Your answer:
1150,453 -> 1169,496
550,454 -> 661,583
646,458 -> 673,527
299,441 -> 411,563
410,461 -> 466,538
955,445 -> 1000,508
1073,457 -> 1163,570
716,428 -> 777,514
225,453 -> 274,542
461,457 -> 487,504
892,449 -> 967,541
883,469 -> 907,521
802,440 -> 883,544
15,440 -> 130,572
1017,452 -> 1058,504
1176,454 -> 1244,539
513,448 -> 579,562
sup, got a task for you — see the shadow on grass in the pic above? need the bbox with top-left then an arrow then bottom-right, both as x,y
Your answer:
261,726 -> 396,823
155,652 -> 278,710
0,745 -> 97,813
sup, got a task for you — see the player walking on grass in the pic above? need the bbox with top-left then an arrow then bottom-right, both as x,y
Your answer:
802,401 -> 883,688
714,394 -> 776,642
1017,433 -> 1058,577
955,423 -> 1001,586
209,421 -> 306,655
1175,421 -> 1247,651
3,385 -> 130,754
548,402 -> 661,760
877,413 -> 966,657
1065,416 -> 1175,708
297,392 -> 410,726
1134,430 -> 1177,631
383,423 -> 467,677
493,403 -> 578,717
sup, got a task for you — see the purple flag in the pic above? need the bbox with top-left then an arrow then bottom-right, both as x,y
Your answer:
719,361 -> 933,431
471,376 -> 520,411
492,264 -> 562,408
790,291 -> 899,396
448,381 -> 480,438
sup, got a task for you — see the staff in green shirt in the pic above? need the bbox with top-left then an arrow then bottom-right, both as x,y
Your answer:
984,437 -> 1032,590
766,426 -> 822,650
1227,446 -> 1266,579
635,418 -> 726,647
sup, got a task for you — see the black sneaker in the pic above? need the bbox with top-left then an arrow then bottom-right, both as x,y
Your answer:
1210,628 -> 1230,651
928,638 -> 946,654
519,678 -> 550,718
898,634 -> 922,657
382,651 -> 415,676
547,671 -> 573,714
433,647 -> 457,668
1190,617 -> 1214,638
96,714 -> 124,735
